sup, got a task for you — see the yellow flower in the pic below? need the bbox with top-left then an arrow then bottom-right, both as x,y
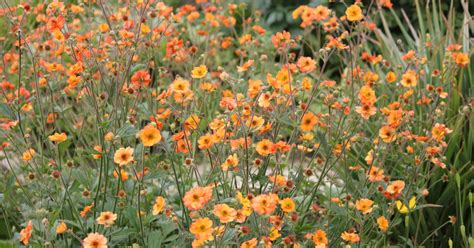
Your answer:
49,132 -> 67,143
152,196 -> 166,215
346,4 -> 364,22
138,125 -> 162,146
269,227 -> 281,241
113,147 -> 134,166
396,196 -> 416,214
191,64 -> 208,79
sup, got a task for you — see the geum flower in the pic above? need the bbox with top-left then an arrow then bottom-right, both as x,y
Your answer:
183,186 -> 213,211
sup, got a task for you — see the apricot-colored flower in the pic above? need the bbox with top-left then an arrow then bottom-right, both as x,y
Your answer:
83,232 -> 108,248
355,198 -> 374,214
297,56 -> 316,73
355,104 -> 377,119
240,238 -> 258,248
183,186 -> 213,211
49,132 -> 67,143
312,229 -> 328,246
221,153 -> 239,171
20,220 -> 33,245
190,217 -> 213,239
22,148 -> 36,161
367,166 -> 384,182
300,112 -> 318,131
252,194 -> 278,215
341,230 -> 360,243
113,147 -> 134,166
400,70 -> 417,88
377,216 -> 389,232
131,70 -> 151,88
386,71 -> 397,83
56,221 -> 67,234
145,195 -> 162,215
452,52 -> 469,67
191,65 -> 208,79
171,78 -> 191,93
279,198 -> 295,213
386,180 -> 405,196
346,4 -> 364,22
379,125 -> 397,143
358,85 -> 376,105
431,123 -> 452,142
80,204 -> 93,218
184,114 -> 201,130
213,204 -> 237,223
96,211 -> 117,227
139,125 -> 162,146
256,139 -> 275,156
198,133 -> 215,150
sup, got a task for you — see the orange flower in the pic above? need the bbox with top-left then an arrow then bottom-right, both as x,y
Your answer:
279,198 -> 295,213
297,56 -> 316,73
198,133 -> 215,150
379,125 -> 397,143
386,180 -> 405,196
183,186 -> 213,211
240,238 -> 258,248
341,230 -> 360,243
345,4 -> 364,22
48,132 -> 67,143
367,166 -> 384,182
385,71 -> 397,83
300,112 -> 318,131
22,148 -> 36,161
312,229 -> 328,246
355,104 -> 377,119
152,196 -> 166,215
377,216 -> 389,232
355,198 -> 373,214
431,123 -> 452,142
358,85 -> 376,105
171,78 -> 191,93
191,65 -> 208,79
113,147 -> 134,166
190,217 -> 214,239
400,70 -> 417,88
131,70 -> 151,88
56,221 -> 67,234
80,204 -> 93,218
113,170 -> 129,182
452,52 -> 469,67
96,211 -> 117,227
221,153 -> 239,172
19,220 -> 33,245
83,232 -> 108,248
256,139 -> 275,156
251,194 -> 278,215
271,31 -> 291,49
139,125 -> 162,146
213,203 -> 237,223
185,114 -> 201,130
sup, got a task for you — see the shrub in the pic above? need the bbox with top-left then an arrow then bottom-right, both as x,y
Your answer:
0,0 -> 472,247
